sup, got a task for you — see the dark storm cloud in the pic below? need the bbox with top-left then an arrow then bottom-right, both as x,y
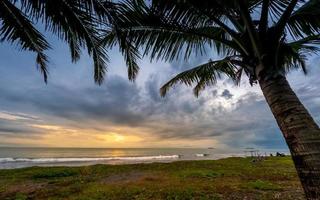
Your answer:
0,75 -> 147,127
0,70 -> 221,141
0,119 -> 42,138
145,75 -> 162,102
0,111 -> 39,121
137,77 -> 269,142
212,90 -> 218,97
221,89 -> 233,99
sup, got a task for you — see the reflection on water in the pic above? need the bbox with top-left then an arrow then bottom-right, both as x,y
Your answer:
109,149 -> 126,157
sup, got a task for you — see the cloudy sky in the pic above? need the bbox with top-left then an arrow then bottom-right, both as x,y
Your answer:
0,34 -> 319,151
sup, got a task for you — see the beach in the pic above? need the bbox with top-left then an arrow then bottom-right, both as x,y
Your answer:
0,157 -> 304,200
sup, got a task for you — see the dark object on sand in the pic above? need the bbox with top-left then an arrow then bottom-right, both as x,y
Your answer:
276,152 -> 285,157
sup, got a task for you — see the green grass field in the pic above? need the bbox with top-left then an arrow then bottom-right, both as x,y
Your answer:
0,157 -> 305,200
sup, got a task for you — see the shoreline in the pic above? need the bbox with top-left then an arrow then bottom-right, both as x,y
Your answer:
0,147 -> 290,169
0,154 -> 244,169
0,154 -> 290,170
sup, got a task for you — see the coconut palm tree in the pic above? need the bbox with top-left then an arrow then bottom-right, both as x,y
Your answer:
0,0 -> 115,84
103,0 -> 320,198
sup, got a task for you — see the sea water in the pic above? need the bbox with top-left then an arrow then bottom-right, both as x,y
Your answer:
0,147 -> 287,169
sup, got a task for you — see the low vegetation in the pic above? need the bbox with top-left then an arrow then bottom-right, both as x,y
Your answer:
0,157 -> 304,200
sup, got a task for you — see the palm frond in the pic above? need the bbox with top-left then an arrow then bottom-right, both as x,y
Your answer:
283,48 -> 308,75
282,34 -> 320,74
104,0 -> 243,64
102,27 -> 141,81
160,57 -> 238,97
0,0 -> 50,82
288,34 -> 320,54
14,0 -> 113,83
36,52 -> 49,81
288,0 -> 320,38
273,0 -> 299,40
277,40 -> 318,75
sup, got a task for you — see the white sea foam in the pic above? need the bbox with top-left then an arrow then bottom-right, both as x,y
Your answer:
0,158 -> 16,162
0,155 -> 180,163
195,153 -> 209,157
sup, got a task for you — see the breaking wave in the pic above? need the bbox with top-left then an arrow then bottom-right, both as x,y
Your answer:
0,155 -> 180,163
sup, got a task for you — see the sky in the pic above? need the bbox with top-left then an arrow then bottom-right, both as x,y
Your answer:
0,34 -> 320,151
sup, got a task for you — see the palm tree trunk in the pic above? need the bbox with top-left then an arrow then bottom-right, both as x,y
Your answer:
259,76 -> 320,200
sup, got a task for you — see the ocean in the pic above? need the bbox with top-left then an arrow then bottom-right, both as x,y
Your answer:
0,147 -> 287,169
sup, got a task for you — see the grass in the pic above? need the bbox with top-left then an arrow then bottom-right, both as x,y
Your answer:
245,180 -> 281,191
0,157 -> 305,200
31,168 -> 80,179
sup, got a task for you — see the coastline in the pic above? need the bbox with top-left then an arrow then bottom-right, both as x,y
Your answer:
0,147 -> 289,169
0,154 -> 243,169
